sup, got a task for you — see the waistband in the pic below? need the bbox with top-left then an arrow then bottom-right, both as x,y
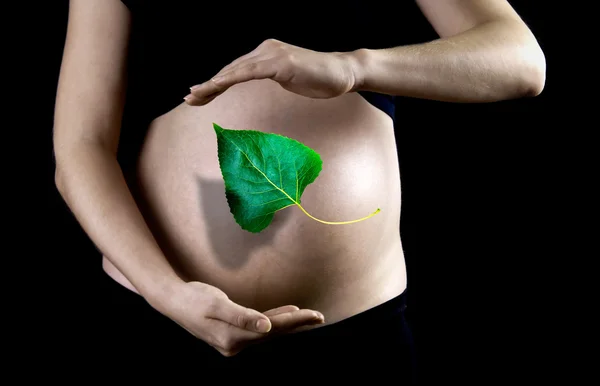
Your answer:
299,287 -> 408,339
357,91 -> 396,122
100,271 -> 408,335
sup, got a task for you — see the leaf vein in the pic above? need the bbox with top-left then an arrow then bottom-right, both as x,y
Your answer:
223,133 -> 298,206
245,131 -> 267,171
247,188 -> 278,195
247,207 -> 285,220
249,197 -> 289,207
264,137 -> 283,189
238,177 -> 267,185
297,163 -> 315,183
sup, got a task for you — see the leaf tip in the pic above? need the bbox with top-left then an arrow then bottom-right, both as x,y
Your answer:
212,122 -> 224,132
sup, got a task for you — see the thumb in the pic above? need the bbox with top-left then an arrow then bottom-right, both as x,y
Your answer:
211,298 -> 272,333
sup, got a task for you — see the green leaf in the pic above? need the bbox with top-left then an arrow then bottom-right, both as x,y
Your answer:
213,123 -> 381,233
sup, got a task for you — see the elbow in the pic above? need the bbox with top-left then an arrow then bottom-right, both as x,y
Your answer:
498,20 -> 547,99
53,141 -> 68,195
54,163 -> 68,197
493,46 -> 545,101
53,147 -> 73,197
520,49 -> 546,98
513,36 -> 547,99
521,76 -> 545,98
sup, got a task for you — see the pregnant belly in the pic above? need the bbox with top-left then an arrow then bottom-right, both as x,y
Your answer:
112,80 -> 406,324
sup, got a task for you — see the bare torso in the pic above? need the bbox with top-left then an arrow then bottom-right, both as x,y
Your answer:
103,79 -> 406,328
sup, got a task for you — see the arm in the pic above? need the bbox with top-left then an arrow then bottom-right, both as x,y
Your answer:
53,1 -> 326,354
349,0 -> 546,102
185,1 -> 545,106
53,0 -> 181,308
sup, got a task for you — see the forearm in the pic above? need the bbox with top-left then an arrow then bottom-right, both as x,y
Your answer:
350,19 -> 546,103
55,144 -> 182,305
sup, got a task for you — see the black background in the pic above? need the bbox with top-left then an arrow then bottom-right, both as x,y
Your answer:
35,0 -> 555,382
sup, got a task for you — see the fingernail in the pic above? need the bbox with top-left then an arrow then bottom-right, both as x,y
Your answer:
256,319 -> 271,333
212,76 -> 224,84
190,85 -> 201,91
313,312 -> 324,320
183,94 -> 192,101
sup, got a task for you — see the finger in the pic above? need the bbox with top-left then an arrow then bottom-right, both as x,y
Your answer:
207,56 -> 259,87
186,78 -> 221,103
183,87 -> 224,106
270,309 -> 325,332
263,305 -> 299,317
203,317 -> 262,356
188,51 -> 262,98
210,309 -> 325,355
183,94 -> 201,105
186,59 -> 275,104
212,37 -> 280,76
207,298 -> 272,333
212,59 -> 278,89
186,54 -> 258,102
183,90 -> 221,106
190,59 -> 277,101
202,91 -> 222,104
217,51 -> 262,75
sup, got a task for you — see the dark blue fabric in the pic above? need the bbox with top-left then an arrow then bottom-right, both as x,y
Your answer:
358,91 -> 396,121
94,271 -> 416,382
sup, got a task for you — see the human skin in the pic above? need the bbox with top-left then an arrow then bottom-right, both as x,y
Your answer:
53,0 -> 544,357
186,0 -> 545,105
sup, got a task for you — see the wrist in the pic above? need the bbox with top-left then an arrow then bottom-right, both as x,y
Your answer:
344,48 -> 372,93
139,273 -> 186,313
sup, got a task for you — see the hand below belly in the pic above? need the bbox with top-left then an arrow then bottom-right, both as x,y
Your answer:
128,80 -> 406,322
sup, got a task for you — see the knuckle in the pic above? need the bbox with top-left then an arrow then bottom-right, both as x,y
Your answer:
261,38 -> 274,47
205,298 -> 221,315
220,349 -> 237,358
206,334 -> 219,348
203,284 -> 226,299
246,62 -> 259,73
281,53 -> 295,66
261,38 -> 279,49
218,335 -> 237,352
235,313 -> 249,328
